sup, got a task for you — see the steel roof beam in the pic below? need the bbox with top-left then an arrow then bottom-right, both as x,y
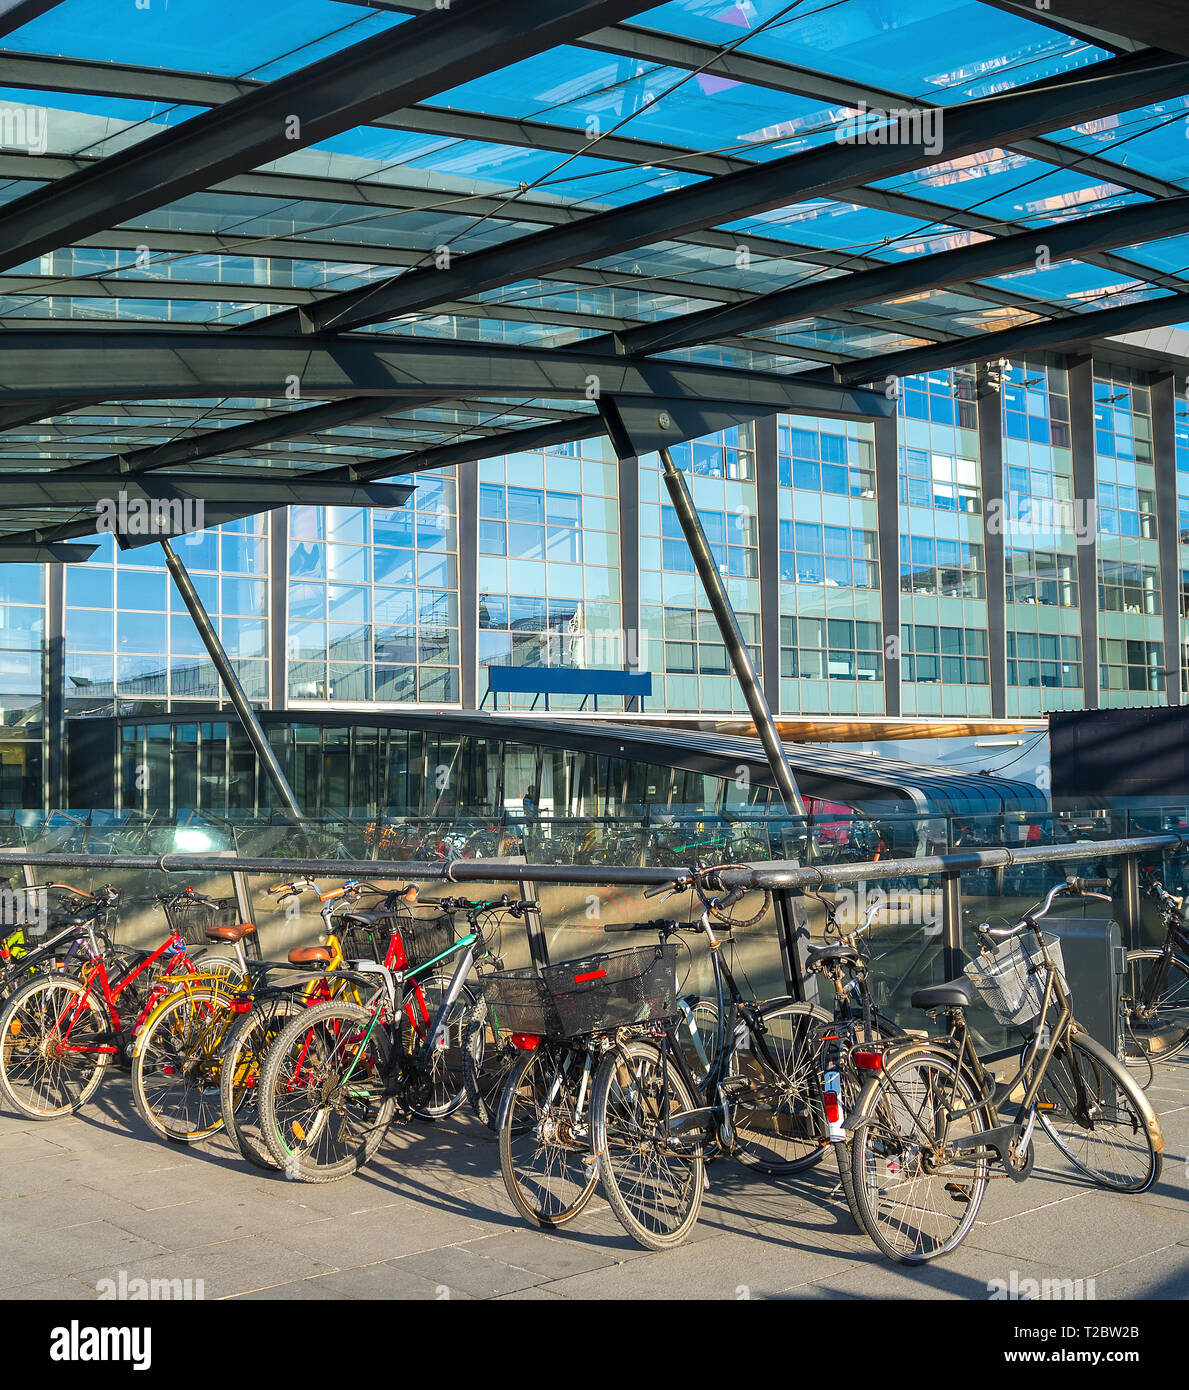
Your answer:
266,50 -> 1189,334
0,0 -> 660,274
0,329 -> 893,418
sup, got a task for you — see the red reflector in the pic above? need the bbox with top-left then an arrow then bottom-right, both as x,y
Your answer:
823,1092 -> 842,1123
853,1050 -> 883,1071
511,1033 -> 541,1050
229,999 -> 253,1012
573,970 -> 606,983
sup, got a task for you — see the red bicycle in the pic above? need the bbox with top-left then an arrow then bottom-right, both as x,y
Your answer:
0,889 -> 209,1120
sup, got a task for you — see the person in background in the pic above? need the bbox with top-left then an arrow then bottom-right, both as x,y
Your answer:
522,784 -> 538,821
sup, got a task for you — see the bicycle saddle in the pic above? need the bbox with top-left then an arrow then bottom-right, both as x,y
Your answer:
910,975 -> 976,1011
288,945 -> 332,965
805,942 -> 861,969
337,910 -> 390,926
205,923 -> 256,944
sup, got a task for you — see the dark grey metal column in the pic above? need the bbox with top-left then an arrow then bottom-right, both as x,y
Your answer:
268,506 -> 288,711
1151,373 -> 1181,705
45,563 -> 65,810
1068,355 -> 1100,708
978,370 -> 1007,718
161,537 -> 303,821
755,415 -> 782,713
458,458 -> 479,709
659,447 -> 804,815
616,456 -> 642,710
874,413 -> 901,717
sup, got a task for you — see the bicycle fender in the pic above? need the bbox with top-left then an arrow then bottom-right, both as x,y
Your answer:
1068,1023 -> 1164,1155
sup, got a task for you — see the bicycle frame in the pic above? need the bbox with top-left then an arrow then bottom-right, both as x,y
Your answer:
52,928 -> 199,1059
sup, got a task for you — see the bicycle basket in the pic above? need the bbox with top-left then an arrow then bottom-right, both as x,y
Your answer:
398,910 -> 456,971
964,932 -> 1068,1028
548,943 -> 678,1037
478,968 -> 562,1037
334,912 -> 399,964
161,895 -> 239,946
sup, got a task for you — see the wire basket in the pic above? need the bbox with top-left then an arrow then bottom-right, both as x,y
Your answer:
398,911 -> 457,971
964,932 -> 1068,1028
161,895 -> 240,947
334,912 -> 400,964
480,944 -> 678,1039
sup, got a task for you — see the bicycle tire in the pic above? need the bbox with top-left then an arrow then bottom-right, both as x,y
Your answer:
0,974 -> 111,1119
1122,948 -> 1189,1064
1035,1028 -> 1162,1193
733,1000 -> 833,1176
258,1000 -> 397,1182
849,1043 -> 991,1264
131,988 -> 230,1144
218,994 -> 301,1168
497,1042 -> 599,1228
591,1036 -> 705,1250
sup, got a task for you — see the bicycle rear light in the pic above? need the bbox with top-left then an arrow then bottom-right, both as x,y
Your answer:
510,1032 -> 541,1050
853,1050 -> 883,1071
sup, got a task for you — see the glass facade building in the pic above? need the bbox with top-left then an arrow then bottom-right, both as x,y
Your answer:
0,345 -> 1183,812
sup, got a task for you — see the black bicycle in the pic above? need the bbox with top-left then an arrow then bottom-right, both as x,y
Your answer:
587,870 -> 833,1250
1122,874 -> 1189,1069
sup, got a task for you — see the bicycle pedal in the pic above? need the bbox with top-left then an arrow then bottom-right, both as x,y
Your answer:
944,1182 -> 972,1204
719,1076 -> 750,1098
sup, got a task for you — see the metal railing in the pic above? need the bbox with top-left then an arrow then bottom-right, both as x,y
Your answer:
1,829 -> 1185,1008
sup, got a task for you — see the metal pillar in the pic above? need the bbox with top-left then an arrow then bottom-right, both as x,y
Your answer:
941,870 -> 963,979
160,537 -> 304,823
659,448 -> 805,816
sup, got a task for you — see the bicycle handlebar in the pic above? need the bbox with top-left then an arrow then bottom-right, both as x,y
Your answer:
982,878 -> 1113,941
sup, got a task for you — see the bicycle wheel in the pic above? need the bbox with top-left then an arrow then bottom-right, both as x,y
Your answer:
733,1001 -> 833,1176
497,1042 -> 599,1228
849,1045 -> 990,1264
399,972 -> 476,1120
1123,949 -> 1189,1064
1035,1029 -> 1162,1193
462,997 -> 522,1132
131,989 -> 231,1143
591,1036 -> 705,1251
219,994 -> 301,1168
0,975 -> 110,1119
258,1000 -> 397,1182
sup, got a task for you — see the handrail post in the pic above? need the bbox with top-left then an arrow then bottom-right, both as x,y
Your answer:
773,886 -> 809,1003
1121,854 -> 1143,952
942,870 -> 963,979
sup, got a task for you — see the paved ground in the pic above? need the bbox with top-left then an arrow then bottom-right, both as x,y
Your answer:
0,1061 -> 1185,1301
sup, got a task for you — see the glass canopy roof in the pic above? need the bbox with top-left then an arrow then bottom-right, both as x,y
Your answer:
0,0 -> 1186,551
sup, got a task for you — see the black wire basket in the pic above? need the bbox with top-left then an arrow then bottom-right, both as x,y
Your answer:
334,912 -> 401,964
161,895 -> 240,946
398,911 -> 457,971
480,943 -> 678,1039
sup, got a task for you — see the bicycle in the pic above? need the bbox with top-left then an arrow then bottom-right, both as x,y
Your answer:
846,877 -> 1164,1264
133,876 -> 390,1149
582,868 -> 835,1249
0,882 -> 122,1004
253,891 -> 490,1180
1122,874 -> 1189,1069
0,892 -> 210,1121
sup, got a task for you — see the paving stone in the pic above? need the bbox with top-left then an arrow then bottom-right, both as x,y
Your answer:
312,1263 -> 471,1301
392,1242 -> 547,1297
